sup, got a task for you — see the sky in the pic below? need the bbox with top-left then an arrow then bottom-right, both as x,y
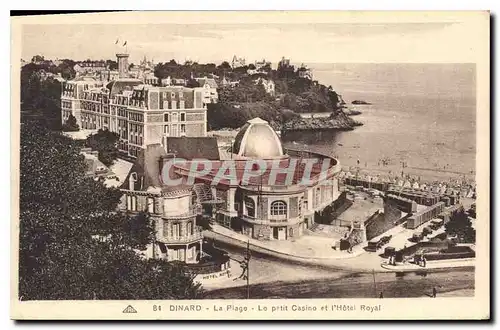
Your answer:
19,13 -> 486,66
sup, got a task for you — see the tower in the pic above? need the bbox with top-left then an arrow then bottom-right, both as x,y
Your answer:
116,53 -> 130,79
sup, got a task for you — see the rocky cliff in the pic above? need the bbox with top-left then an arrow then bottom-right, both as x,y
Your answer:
282,111 -> 363,132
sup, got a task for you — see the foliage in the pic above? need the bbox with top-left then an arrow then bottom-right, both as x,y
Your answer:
218,78 -> 270,104
19,120 -> 202,300
106,59 -> 118,71
445,209 -> 476,243
85,129 -> 120,167
62,114 -> 80,132
207,101 -> 298,130
21,63 -> 66,130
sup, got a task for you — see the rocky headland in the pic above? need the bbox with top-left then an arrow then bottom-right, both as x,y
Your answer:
282,111 -> 363,132
351,100 -> 371,105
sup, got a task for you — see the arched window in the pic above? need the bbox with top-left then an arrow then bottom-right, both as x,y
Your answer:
164,113 -> 169,122
270,201 -> 287,217
245,197 -> 255,218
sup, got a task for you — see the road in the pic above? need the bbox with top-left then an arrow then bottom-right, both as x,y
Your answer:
202,240 -> 475,299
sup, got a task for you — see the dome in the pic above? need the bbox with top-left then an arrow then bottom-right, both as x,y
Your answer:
233,118 -> 284,159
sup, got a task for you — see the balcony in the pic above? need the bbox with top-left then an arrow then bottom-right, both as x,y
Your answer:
241,214 -> 303,225
159,230 -> 203,244
162,207 -> 198,219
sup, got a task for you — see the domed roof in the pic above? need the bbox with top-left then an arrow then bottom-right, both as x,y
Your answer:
233,118 -> 284,159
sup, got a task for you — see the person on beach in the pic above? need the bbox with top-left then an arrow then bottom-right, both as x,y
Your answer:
432,287 -> 437,298
379,292 -> 384,299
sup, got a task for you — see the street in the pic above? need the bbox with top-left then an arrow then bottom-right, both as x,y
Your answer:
202,240 -> 475,299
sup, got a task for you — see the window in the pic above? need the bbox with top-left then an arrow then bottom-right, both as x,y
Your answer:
315,187 -> 321,207
172,223 -> 180,238
127,195 -> 137,211
180,112 -> 186,121
270,200 -> 287,216
147,197 -> 154,213
187,222 -> 193,235
164,113 -> 169,122
245,197 -> 255,218
180,124 -> 186,133
164,125 -> 170,135
172,112 -> 178,122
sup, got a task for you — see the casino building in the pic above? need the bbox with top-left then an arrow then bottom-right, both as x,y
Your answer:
120,117 -> 342,263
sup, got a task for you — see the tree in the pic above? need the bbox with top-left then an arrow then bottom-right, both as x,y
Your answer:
21,64 -> 63,130
62,114 -> 79,132
85,129 -> 120,167
31,54 -> 45,64
55,59 -> 76,80
19,120 -> 202,300
106,59 -> 118,71
445,209 -> 476,243
186,79 -> 200,88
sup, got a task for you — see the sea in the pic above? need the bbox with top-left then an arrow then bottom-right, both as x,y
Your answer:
281,63 -> 477,176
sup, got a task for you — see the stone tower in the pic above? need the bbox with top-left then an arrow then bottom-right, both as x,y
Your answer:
116,53 -> 130,79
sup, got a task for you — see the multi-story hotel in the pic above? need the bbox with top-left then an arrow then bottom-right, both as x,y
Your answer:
61,53 -> 208,158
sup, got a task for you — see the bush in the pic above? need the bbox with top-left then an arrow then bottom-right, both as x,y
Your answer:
62,114 -> 79,132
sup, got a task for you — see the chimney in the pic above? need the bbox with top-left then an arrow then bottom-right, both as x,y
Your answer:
116,53 -> 130,79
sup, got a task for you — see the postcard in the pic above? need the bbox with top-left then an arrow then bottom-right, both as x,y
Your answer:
11,10 -> 490,320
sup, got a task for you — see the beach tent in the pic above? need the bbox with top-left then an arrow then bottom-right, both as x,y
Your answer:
403,180 -> 411,188
412,182 -> 420,189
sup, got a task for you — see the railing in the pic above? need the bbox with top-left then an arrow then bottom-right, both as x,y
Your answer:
241,214 -> 302,225
163,207 -> 198,219
159,230 -> 203,244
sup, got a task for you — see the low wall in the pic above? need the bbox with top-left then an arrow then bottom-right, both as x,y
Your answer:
398,240 -> 452,258
385,194 -> 417,213
314,191 -> 352,225
365,210 -> 395,241
181,245 -> 231,275
194,268 -> 232,283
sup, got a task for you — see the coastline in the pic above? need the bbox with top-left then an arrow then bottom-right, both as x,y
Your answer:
208,129 -> 475,186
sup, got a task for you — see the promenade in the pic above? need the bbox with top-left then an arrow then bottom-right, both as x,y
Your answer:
381,258 -> 475,271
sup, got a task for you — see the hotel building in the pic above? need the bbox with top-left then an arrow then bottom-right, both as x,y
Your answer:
61,53 -> 208,158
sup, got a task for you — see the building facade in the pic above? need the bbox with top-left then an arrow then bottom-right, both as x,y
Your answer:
254,78 -> 275,96
61,53 -> 208,159
120,145 -> 204,263
169,118 -> 342,241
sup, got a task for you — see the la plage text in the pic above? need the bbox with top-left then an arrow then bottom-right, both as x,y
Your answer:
169,304 -> 382,313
